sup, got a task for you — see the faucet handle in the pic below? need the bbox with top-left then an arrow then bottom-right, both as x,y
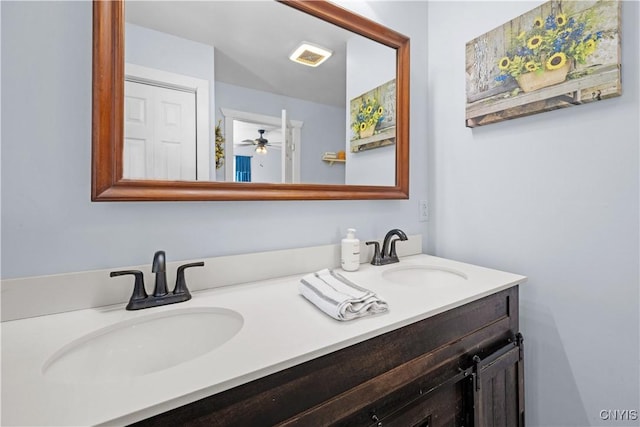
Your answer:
174,262 -> 205,297
110,270 -> 147,310
366,241 -> 383,266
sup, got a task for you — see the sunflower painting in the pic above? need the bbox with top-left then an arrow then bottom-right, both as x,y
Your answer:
349,79 -> 396,152
466,0 -> 621,128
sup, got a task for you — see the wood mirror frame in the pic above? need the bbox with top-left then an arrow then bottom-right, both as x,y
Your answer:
92,0 -> 410,201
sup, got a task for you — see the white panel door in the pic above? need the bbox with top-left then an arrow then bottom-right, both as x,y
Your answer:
124,81 -> 153,179
124,81 -> 197,180
153,85 -> 196,180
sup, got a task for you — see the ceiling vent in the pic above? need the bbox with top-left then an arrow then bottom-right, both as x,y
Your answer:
289,42 -> 332,67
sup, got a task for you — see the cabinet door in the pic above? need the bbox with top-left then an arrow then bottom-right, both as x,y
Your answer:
472,335 -> 525,427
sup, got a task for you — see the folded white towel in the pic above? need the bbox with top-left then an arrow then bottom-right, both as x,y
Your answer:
299,268 -> 388,321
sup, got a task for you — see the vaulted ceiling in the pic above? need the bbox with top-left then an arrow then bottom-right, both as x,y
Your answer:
125,1 -> 352,106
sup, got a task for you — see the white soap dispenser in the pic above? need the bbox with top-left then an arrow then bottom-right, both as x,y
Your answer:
341,228 -> 360,272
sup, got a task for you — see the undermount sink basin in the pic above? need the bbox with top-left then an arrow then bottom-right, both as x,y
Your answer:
42,307 -> 243,384
381,264 -> 468,286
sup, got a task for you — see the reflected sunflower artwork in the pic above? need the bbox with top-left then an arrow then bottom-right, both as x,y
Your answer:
349,79 -> 396,152
465,0 -> 621,128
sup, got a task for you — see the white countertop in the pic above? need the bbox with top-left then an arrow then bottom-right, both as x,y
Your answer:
1,254 -> 526,426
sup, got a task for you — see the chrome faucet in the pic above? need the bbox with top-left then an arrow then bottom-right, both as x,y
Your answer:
111,250 -> 204,310
366,229 -> 408,266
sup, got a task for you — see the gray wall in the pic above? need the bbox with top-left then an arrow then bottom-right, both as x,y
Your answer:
0,1 -> 429,278
426,1 -> 639,426
125,22 -> 214,84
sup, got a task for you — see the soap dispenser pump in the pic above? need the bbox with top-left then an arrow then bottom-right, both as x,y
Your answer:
341,228 -> 360,272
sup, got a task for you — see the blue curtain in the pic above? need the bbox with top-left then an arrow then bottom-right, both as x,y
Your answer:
235,155 -> 252,182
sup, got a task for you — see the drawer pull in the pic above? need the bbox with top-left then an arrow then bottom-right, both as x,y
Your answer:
413,414 -> 432,427
371,413 -> 383,426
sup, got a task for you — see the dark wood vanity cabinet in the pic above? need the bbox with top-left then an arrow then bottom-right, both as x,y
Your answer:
133,286 -> 524,427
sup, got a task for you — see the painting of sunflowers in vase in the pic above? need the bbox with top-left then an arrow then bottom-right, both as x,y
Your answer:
465,0 -> 621,128
349,79 -> 396,152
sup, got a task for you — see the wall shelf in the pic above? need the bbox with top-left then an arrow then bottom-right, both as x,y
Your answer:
322,153 -> 345,165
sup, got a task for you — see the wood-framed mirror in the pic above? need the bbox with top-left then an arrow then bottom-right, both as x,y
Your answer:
92,0 -> 409,201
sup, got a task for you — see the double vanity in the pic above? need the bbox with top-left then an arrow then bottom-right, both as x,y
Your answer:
1,242 -> 526,426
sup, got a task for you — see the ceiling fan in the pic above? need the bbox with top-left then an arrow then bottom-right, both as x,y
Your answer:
237,129 -> 282,155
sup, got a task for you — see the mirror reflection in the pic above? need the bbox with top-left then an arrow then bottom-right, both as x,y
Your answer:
123,1 -> 396,186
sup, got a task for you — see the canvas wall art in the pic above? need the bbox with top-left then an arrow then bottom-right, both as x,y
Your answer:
350,79 -> 396,152
465,0 -> 621,128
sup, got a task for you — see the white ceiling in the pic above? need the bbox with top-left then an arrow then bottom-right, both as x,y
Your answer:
125,1 -> 354,106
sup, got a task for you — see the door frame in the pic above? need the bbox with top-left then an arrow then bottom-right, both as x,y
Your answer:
124,63 -> 210,180
220,108 -> 303,183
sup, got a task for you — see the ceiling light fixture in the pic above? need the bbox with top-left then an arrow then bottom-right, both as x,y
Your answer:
255,145 -> 268,155
289,42 -> 333,67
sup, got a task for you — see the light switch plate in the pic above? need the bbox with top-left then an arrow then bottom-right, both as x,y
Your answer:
419,200 -> 429,222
